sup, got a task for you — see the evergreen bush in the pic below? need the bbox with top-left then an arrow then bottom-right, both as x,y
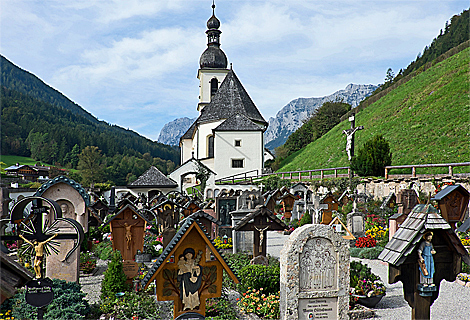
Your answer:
93,240 -> 113,260
351,135 -> 392,177
298,210 -> 312,226
100,250 -> 128,300
3,279 -> 90,320
237,264 -> 280,295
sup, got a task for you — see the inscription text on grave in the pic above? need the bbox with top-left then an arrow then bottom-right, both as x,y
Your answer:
298,297 -> 337,319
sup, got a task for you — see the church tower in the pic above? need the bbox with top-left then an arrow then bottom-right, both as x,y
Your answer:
197,2 -> 229,112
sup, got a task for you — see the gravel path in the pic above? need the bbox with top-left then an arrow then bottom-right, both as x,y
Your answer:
80,232 -> 470,319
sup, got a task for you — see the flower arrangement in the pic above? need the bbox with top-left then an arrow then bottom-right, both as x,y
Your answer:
237,288 -> 280,319
352,278 -> 386,297
434,181 -> 454,194
355,235 -> 377,248
460,237 -> 470,246
80,252 -> 97,274
365,226 -> 388,239
457,273 -> 470,283
0,309 -> 13,320
213,236 -> 233,249
5,242 -> 17,251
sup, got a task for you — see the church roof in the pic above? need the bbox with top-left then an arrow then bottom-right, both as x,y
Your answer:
197,70 -> 267,125
129,166 -> 178,188
213,113 -> 263,131
180,120 -> 197,141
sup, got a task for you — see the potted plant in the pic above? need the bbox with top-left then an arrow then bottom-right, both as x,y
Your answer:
350,261 -> 386,308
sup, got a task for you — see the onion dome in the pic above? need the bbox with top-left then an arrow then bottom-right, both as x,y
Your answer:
199,2 -> 228,69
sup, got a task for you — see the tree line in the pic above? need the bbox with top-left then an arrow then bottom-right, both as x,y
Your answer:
269,100 -> 351,170
1,87 -> 178,185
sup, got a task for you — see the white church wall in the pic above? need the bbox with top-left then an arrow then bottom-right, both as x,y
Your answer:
214,131 -> 263,179
181,138 -> 193,164
198,69 -> 229,108
197,121 -> 223,159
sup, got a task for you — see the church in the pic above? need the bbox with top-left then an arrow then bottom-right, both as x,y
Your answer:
170,4 -> 268,198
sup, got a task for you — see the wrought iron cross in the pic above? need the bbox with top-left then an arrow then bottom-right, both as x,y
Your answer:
1,196 -> 84,279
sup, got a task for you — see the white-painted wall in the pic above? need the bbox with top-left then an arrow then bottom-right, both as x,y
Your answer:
214,131 -> 263,179
197,68 -> 229,110
195,120 -> 224,159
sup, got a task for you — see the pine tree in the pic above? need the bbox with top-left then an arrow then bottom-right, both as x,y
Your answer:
100,250 -> 128,300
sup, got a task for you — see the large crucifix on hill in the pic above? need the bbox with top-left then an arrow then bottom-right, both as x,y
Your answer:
342,113 -> 364,161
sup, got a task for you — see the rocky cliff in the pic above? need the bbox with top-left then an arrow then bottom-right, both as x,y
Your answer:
157,117 -> 196,146
264,84 -> 377,150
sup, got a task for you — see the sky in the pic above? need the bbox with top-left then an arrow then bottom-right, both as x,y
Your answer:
1,0 -> 468,141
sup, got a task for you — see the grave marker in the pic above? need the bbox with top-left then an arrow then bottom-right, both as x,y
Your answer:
280,224 -> 349,320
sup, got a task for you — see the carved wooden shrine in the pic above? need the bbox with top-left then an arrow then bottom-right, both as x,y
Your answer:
141,218 -> 239,319
105,203 -> 148,261
320,193 -> 339,225
280,193 -> 296,220
152,198 -> 182,247
431,184 -> 469,229
234,206 -> 287,257
378,204 -> 470,320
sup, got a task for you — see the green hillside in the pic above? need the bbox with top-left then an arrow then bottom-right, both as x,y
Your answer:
279,46 -> 469,174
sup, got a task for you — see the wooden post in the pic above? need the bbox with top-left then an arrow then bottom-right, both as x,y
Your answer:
298,172 -> 301,181
334,169 -> 338,178
412,167 -> 416,178
448,165 -> 453,176
385,168 -> 388,179
412,291 -> 431,320
309,171 -> 312,180
321,170 -> 324,180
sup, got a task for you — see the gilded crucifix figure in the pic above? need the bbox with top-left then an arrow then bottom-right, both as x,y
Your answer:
19,233 -> 58,278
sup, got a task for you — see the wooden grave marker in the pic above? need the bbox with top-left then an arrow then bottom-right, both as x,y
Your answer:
141,218 -> 239,319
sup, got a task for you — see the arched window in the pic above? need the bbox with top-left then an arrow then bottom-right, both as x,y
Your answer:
208,135 -> 214,158
210,78 -> 218,96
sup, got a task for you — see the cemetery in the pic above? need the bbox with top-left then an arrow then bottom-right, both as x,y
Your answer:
1,172 -> 470,320
1,4 -> 470,320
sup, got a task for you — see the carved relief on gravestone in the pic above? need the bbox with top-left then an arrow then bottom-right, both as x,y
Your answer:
299,237 -> 336,292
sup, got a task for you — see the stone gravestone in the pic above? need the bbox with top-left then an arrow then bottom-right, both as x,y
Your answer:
280,224 -> 349,320
347,208 -> 365,240
34,176 -> 90,283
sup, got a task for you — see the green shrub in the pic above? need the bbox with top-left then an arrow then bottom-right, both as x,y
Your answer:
100,292 -> 166,319
349,246 -> 384,259
100,250 -> 128,300
351,135 -> 392,177
237,264 -> 280,295
462,261 -> 470,274
221,253 -> 251,290
3,279 -> 90,320
298,210 -> 312,226
205,297 -> 238,319
93,240 -> 113,260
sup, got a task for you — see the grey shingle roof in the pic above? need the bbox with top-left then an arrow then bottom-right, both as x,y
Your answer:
234,205 -> 287,231
180,120 -> 197,141
378,204 -> 451,266
129,166 -> 178,188
214,113 -> 263,132
197,70 -> 267,125
431,184 -> 469,201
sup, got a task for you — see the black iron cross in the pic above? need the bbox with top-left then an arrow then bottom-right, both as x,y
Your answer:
1,196 -> 84,278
